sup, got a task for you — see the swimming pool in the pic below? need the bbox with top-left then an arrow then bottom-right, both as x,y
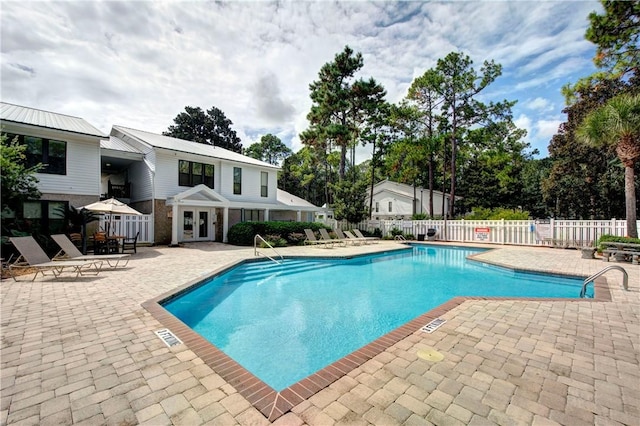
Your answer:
162,245 -> 584,391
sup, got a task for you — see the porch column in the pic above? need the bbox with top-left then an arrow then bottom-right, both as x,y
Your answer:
297,210 -> 301,222
223,207 -> 229,243
264,208 -> 270,221
170,204 -> 179,246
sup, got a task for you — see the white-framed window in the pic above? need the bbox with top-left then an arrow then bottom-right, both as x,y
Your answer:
375,202 -> 379,213
388,201 -> 392,212
261,172 -> 268,197
233,167 -> 242,194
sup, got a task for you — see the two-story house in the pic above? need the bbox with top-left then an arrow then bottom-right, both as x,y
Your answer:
102,125 -> 318,244
366,179 -> 453,219
0,102 -> 107,236
2,102 -> 319,245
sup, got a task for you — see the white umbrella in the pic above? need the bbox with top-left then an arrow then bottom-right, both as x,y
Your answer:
81,197 -> 143,216
80,198 -> 142,243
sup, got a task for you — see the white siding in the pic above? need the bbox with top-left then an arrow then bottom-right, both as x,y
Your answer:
153,150 -> 278,204
128,160 -> 154,202
3,123 -> 101,196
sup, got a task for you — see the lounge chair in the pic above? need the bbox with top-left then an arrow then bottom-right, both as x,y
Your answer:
334,228 -> 361,245
319,228 -> 346,247
9,236 -> 103,281
343,230 -> 369,244
304,229 -> 334,248
51,234 -> 130,268
353,229 -> 379,244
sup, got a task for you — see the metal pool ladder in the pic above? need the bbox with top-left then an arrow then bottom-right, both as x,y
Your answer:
254,234 -> 283,265
580,265 -> 628,298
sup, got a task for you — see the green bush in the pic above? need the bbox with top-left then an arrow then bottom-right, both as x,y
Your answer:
596,234 -> 640,252
465,207 -> 530,220
227,221 -> 327,246
412,213 -> 428,220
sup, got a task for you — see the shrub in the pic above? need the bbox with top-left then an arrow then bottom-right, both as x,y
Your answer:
412,213 -> 428,220
465,207 -> 530,220
596,234 -> 640,252
227,221 -> 327,246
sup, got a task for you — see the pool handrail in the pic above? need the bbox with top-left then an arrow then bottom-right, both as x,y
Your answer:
580,265 -> 628,298
254,234 -> 284,264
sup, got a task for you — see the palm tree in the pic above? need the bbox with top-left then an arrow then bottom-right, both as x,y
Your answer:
577,93 -> 640,237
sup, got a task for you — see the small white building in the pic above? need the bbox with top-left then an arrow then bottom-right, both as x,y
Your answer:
366,180 -> 452,220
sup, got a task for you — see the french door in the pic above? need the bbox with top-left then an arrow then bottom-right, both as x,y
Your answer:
181,209 -> 215,241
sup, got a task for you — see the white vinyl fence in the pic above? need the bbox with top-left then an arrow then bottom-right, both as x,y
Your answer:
99,214 -> 154,244
332,218 -> 633,247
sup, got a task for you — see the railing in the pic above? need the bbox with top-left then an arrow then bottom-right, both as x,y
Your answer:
254,234 -> 283,264
99,214 -> 153,244
328,218 -> 634,247
107,181 -> 131,199
580,265 -> 629,298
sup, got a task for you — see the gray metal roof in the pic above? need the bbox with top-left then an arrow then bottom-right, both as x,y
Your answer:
101,136 -> 144,154
113,125 -> 279,169
277,189 -> 320,209
0,102 -> 107,137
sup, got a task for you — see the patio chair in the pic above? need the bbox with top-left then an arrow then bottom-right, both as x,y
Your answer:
344,230 -> 368,244
8,236 -> 103,281
303,229 -> 334,248
121,231 -> 139,254
319,228 -> 346,247
334,228 -> 362,245
353,229 -> 379,244
51,234 -> 130,268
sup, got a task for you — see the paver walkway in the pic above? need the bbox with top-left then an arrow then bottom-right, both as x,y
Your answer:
1,242 -> 638,425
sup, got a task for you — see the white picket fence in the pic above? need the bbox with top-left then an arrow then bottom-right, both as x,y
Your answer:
331,218 -> 633,247
99,214 -> 154,244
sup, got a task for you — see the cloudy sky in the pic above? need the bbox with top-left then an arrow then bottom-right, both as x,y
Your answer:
1,1 -> 601,160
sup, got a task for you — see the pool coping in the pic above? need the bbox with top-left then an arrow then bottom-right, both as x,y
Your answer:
141,248 -> 611,422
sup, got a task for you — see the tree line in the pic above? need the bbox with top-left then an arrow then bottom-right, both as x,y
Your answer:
161,1 -> 639,235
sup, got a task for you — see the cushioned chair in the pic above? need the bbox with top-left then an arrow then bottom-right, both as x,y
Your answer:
122,231 -> 139,254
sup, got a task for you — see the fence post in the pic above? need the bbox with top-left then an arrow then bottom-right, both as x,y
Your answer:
611,218 -> 618,236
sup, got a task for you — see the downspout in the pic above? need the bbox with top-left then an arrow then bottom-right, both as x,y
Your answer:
143,154 -> 156,245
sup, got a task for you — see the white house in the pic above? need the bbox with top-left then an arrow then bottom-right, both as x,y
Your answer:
102,126 -> 319,244
366,179 -> 453,220
0,102 -> 107,235
1,102 -> 320,245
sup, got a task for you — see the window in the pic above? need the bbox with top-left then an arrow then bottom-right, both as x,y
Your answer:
22,200 -> 67,235
261,172 -> 268,197
7,133 -> 67,175
375,202 -> 379,213
178,160 -> 214,188
243,209 -> 260,221
388,201 -> 392,212
233,167 -> 242,194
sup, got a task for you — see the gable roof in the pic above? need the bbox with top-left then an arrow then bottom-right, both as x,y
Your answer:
112,125 -> 279,169
0,102 -> 106,137
277,189 -> 319,210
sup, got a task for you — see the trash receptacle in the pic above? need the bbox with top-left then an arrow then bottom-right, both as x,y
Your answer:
426,228 -> 437,241
417,234 -> 425,241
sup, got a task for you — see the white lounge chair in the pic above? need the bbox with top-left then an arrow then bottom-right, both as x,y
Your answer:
51,234 -> 130,268
9,236 -> 103,281
304,229 -> 334,248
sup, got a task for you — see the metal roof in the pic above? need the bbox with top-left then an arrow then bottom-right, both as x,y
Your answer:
100,136 -> 144,154
113,125 -> 279,169
277,189 -> 320,209
0,102 -> 107,137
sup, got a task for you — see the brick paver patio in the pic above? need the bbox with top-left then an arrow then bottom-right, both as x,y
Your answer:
1,242 -> 638,425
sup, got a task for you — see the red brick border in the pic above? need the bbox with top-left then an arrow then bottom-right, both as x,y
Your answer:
142,255 -> 610,421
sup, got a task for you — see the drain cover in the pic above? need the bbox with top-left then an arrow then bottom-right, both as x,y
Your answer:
420,318 -> 446,333
417,348 -> 444,362
155,329 -> 183,347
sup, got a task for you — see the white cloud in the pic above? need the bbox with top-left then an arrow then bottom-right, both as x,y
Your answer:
1,0 -> 600,157
536,119 -> 563,140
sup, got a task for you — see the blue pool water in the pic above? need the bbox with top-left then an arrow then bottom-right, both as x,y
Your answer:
163,245 -> 584,391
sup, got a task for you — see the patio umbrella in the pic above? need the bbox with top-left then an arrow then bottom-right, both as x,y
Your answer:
80,198 -> 142,253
